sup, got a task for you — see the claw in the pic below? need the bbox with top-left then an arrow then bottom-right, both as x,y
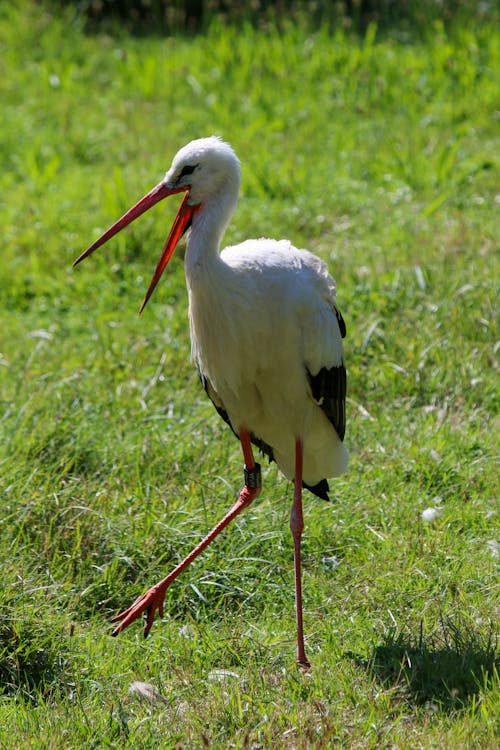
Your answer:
111,583 -> 167,637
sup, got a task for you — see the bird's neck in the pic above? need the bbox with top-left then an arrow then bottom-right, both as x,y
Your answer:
184,184 -> 238,283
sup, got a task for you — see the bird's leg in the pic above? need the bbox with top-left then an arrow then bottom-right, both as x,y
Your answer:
111,430 -> 261,637
290,439 -> 311,669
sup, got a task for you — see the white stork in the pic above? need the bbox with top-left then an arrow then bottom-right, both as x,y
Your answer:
74,137 -> 348,668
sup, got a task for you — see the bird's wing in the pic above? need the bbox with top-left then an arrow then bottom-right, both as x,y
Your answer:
307,361 -> 347,442
300,260 -> 347,443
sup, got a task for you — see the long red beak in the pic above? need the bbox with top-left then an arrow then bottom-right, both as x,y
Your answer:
73,181 -> 196,313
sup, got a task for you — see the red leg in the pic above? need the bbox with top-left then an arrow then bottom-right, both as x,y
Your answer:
290,439 -> 311,669
111,430 -> 261,637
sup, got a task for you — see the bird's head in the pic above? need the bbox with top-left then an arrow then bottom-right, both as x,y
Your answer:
164,136 -> 241,207
73,136 -> 240,312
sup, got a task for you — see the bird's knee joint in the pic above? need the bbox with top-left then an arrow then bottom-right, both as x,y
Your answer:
290,507 -> 304,537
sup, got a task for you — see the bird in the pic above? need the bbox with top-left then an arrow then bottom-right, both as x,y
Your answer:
74,136 -> 348,668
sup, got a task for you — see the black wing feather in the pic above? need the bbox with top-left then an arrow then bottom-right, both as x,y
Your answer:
335,305 -> 347,339
307,364 -> 346,442
307,304 -> 347,442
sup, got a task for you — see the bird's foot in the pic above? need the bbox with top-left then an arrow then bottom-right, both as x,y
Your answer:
110,464 -> 261,640
111,581 -> 168,638
297,656 -> 312,671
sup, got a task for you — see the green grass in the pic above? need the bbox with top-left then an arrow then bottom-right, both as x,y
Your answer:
0,1 -> 499,747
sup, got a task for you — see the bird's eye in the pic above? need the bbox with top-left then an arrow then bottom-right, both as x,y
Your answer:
179,164 -> 198,178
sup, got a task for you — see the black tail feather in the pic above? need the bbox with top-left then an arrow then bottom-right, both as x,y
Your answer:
303,478 -> 330,501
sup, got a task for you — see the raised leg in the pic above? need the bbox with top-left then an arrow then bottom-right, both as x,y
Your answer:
111,430 -> 261,637
290,438 -> 311,669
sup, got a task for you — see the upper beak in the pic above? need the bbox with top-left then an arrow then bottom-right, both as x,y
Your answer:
73,181 -> 196,313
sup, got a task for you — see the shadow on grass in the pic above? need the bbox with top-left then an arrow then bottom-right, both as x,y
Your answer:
350,617 -> 498,711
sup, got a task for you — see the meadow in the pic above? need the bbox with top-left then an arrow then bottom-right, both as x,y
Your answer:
0,1 -> 498,747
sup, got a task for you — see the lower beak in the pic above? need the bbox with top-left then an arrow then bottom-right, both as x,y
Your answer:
74,181 -> 196,313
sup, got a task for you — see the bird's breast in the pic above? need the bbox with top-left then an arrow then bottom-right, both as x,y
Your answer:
187,267 -> 305,429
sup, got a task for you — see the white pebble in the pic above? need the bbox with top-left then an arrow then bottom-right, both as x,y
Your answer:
422,507 -> 442,522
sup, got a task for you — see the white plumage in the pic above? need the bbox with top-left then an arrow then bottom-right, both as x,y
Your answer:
189,237 -> 348,485
174,138 -> 347,489
74,136 -> 348,668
